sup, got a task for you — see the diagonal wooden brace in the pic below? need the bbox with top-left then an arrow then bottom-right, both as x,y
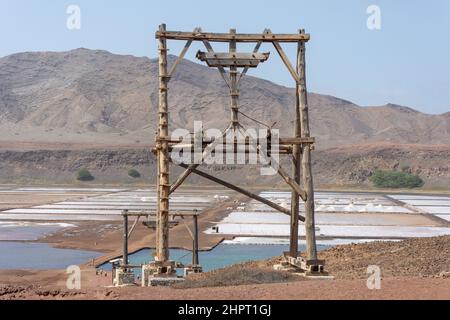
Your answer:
202,40 -> 231,88
176,163 -> 306,222
170,124 -> 232,195
168,27 -> 201,79
277,164 -> 307,202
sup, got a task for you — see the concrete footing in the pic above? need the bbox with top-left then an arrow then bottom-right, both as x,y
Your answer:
148,277 -> 185,287
141,261 -> 186,287
274,257 -> 334,280
113,268 -> 136,287
274,263 -> 298,273
300,274 -> 335,280
141,264 -> 154,287
183,265 -> 203,277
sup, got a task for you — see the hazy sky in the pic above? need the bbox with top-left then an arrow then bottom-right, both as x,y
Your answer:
1,0 -> 449,114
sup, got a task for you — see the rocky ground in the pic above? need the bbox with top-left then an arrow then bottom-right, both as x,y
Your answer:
177,236 -> 450,289
320,236 -> 450,280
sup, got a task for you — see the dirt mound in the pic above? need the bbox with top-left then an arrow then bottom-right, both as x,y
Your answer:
176,259 -> 299,289
320,236 -> 450,279
177,236 -> 450,288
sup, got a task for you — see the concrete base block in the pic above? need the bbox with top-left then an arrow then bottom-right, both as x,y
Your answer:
184,265 -> 203,277
274,258 -> 334,280
301,274 -> 335,280
141,265 -> 155,287
273,264 -> 297,272
148,277 -> 185,287
148,260 -> 177,275
114,268 -> 135,287
141,262 -> 181,287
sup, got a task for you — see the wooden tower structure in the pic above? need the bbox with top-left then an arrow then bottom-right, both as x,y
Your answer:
152,24 -> 325,276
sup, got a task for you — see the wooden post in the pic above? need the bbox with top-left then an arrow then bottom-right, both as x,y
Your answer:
192,214 -> 199,266
123,211 -> 129,266
298,29 -> 317,260
289,38 -> 302,258
156,23 -> 170,263
229,29 -> 239,164
229,29 -> 239,129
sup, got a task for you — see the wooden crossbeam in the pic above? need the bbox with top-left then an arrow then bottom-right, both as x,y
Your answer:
165,137 -> 315,145
196,51 -> 270,68
198,52 -> 270,60
122,211 -> 200,217
167,145 -> 292,155
156,30 -> 310,42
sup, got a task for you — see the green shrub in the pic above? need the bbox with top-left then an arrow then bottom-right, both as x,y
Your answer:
369,170 -> 424,189
128,169 -> 141,178
77,168 -> 95,181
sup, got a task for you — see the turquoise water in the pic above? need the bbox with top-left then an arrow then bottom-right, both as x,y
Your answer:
0,242 -> 101,270
101,244 -> 330,274
0,241 -> 329,272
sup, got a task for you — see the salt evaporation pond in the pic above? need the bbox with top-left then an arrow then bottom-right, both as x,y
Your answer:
101,244 -> 331,275
0,222 -> 101,269
0,222 -> 74,241
0,242 -> 101,270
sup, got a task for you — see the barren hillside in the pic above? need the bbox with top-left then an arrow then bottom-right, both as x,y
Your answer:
0,144 -> 448,187
1,49 -> 449,187
1,48 -> 449,149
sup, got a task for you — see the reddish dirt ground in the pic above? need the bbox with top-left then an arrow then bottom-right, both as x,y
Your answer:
0,276 -> 448,300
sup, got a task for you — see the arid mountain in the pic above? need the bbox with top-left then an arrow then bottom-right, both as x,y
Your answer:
1,48 -> 449,149
0,49 -> 449,187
